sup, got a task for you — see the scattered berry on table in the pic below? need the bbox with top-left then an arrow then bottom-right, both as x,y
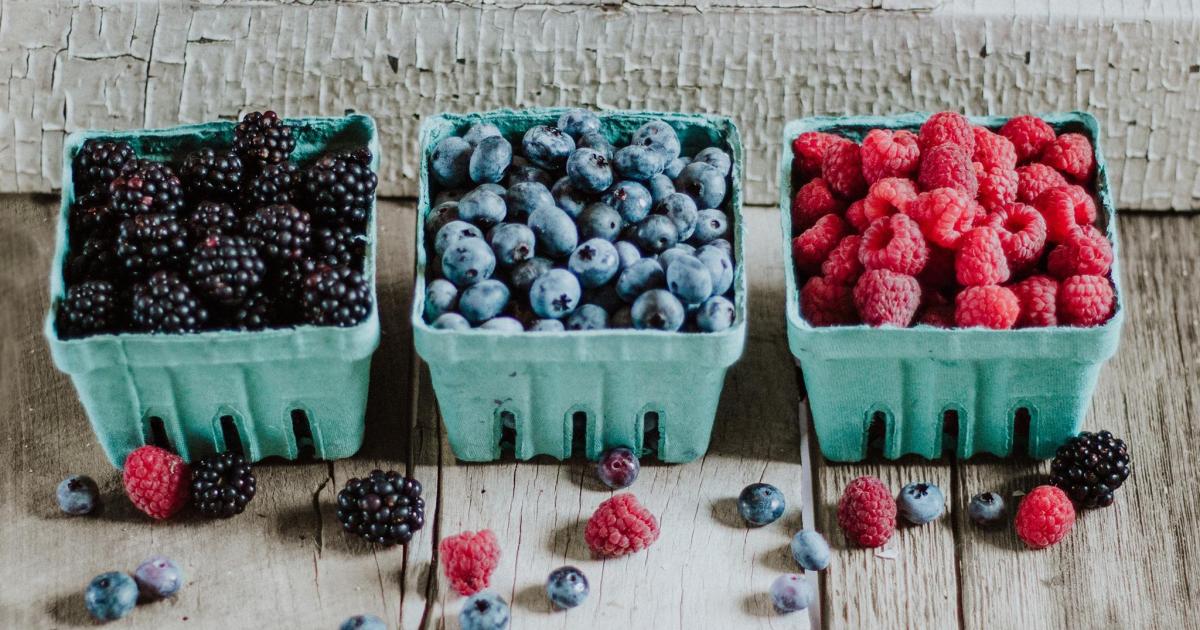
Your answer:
737,483 -> 786,526
967,491 -> 1006,528
837,476 -> 895,548
339,614 -> 388,630
1014,485 -> 1075,549
84,572 -> 138,622
190,451 -> 257,518
56,475 -> 100,515
336,470 -> 425,546
896,482 -> 945,525
1049,430 -> 1131,509
130,271 -> 210,334
596,446 -> 640,490
459,591 -> 510,630
56,280 -> 119,338
789,529 -> 831,571
584,493 -> 659,558
134,555 -> 183,599
302,266 -> 372,327
440,529 -> 501,596
122,445 -> 191,520
769,574 -> 814,613
181,147 -> 243,201
546,566 -> 589,610
233,110 -> 294,169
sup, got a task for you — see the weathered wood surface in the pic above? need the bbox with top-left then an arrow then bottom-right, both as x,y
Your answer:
2,0 -> 1200,210
1,194 -> 1198,629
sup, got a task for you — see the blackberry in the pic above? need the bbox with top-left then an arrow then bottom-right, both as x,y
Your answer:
190,452 -> 257,518
187,234 -> 266,305
276,257 -> 323,307
302,151 -> 377,228
185,201 -> 239,238
68,196 -> 116,246
1049,430 -> 1131,509
57,280 -> 120,338
73,139 -> 136,194
335,470 -> 425,546
109,160 -> 185,217
65,234 -> 120,284
116,213 -> 190,273
181,148 -> 243,201
241,161 -> 300,209
244,204 -> 311,262
131,271 -> 210,333
229,290 -> 279,330
302,266 -> 372,327
233,110 -> 295,169
311,223 -> 366,269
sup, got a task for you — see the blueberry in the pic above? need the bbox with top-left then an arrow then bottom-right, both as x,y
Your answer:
596,446 -> 640,489
696,296 -> 735,332
442,237 -> 496,288
424,279 -> 459,321
431,136 -> 472,188
460,591 -> 511,630
566,148 -> 614,194
529,268 -> 581,319
56,475 -> 99,515
434,189 -> 467,206
528,206 -> 579,259
610,306 -> 634,328
425,201 -> 460,237
616,258 -> 665,303
469,136 -> 512,185
432,312 -> 471,330
968,491 -> 1006,528
601,181 -> 653,223
576,130 -> 614,160
708,238 -> 733,259
675,161 -> 727,209
134,555 -> 183,599
631,289 -> 685,331
565,304 -> 608,330
613,145 -> 665,181
458,187 -> 507,228
696,244 -> 735,296
614,240 -> 641,270
505,181 -> 555,219
489,223 -> 536,267
340,614 -> 387,630
529,318 -> 566,332
666,254 -> 713,305
737,483 -> 785,526
692,147 -> 732,176
897,482 -> 945,525
634,215 -> 679,254
545,566 -> 590,609
663,156 -> 690,180
568,238 -> 620,289
789,530 -> 831,571
631,120 -> 681,162
769,574 -> 814,613
658,244 -> 696,273
434,220 -> 484,257
577,202 -> 623,242
657,193 -> 699,241
508,256 -> 554,292
459,279 -> 511,324
647,173 -> 675,204
479,317 -> 524,332
557,109 -> 601,139
505,164 -> 552,190
523,125 -> 575,171
551,177 -> 589,219
463,123 -> 502,147
690,209 -> 729,245
84,572 -> 138,622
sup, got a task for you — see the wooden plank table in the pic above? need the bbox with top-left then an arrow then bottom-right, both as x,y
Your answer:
1,194 -> 1196,629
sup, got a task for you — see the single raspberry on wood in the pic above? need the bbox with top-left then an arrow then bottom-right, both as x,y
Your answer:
918,111 -> 975,153
1011,275 -> 1059,327
918,143 -> 978,197
1058,274 -> 1115,327
858,213 -> 929,276
585,494 -> 659,558
1047,225 -> 1113,279
853,269 -> 920,327
972,127 -> 1018,170
822,140 -> 867,199
122,446 -> 191,520
862,177 -> 918,223
956,227 -> 1011,286
821,234 -> 864,285
1040,132 -> 1095,183
1036,185 -> 1097,243
976,164 -> 1019,211
793,214 -> 848,275
1016,163 -> 1068,204
439,529 -> 501,596
791,131 -> 843,181
861,129 -> 920,183
908,188 -> 980,250
837,476 -> 896,548
1000,115 -> 1056,163
801,276 -> 858,327
1014,485 -> 1075,549
954,285 -> 1019,329
845,199 -> 870,233
985,202 -> 1047,271
791,178 -> 845,232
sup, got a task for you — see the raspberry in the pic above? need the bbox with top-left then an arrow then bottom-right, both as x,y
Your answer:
1014,485 -> 1075,549
1040,132 -> 1094,182
584,493 -> 659,558
800,276 -> 857,327
820,234 -> 864,285
918,143 -> 978,197
1000,115 -> 1056,163
1058,274 -> 1115,327
1016,163 -> 1068,204
918,111 -> 974,153
861,129 -> 920,183
822,140 -> 867,199
908,188 -> 979,249
956,227 -> 1010,286
853,269 -> 920,327
792,131 -> 843,181
1035,185 -> 1097,242
792,214 -> 847,275
1011,274 -> 1059,328
971,127 -> 1018,170
984,203 -> 1047,270
439,529 -> 501,596
918,245 -> 958,292
975,164 -> 1018,211
836,476 -> 895,548
791,178 -> 845,232
862,177 -> 918,223
954,285 -> 1019,329
858,213 -> 929,275
1047,225 -> 1113,279
845,199 -> 870,233
122,445 -> 191,520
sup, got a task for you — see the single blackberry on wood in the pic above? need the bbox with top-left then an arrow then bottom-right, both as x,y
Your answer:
1049,430 -> 1131,509
190,452 -> 257,519
335,470 -> 425,546
311,223 -> 366,269
116,213 -> 190,274
187,234 -> 266,305
130,271 -> 210,333
302,266 -> 372,327
65,234 -> 120,284
185,201 -> 240,239
73,139 -> 136,194
181,148 -> 243,201
233,110 -> 295,169
244,204 -> 311,262
241,161 -> 300,210
109,160 -> 186,218
57,280 -> 120,338
302,151 -> 377,228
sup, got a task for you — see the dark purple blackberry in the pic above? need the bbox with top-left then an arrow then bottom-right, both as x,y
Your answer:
241,161 -> 300,209
116,213 -> 190,273
109,159 -> 185,217
311,223 -> 366,269
131,271 -> 210,333
302,266 -> 372,327
57,280 -> 120,338
276,257 -> 323,307
187,234 -> 265,305
233,111 -> 295,169
302,151 -> 377,228
73,139 -> 136,194
65,234 -> 120,284
244,204 -> 311,262
229,290 -> 279,330
190,451 -> 257,518
335,470 -> 424,546
1049,430 -> 1131,509
68,196 -> 116,246
184,201 -> 240,238
181,148 -> 243,201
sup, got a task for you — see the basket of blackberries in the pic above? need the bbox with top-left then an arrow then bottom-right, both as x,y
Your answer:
45,112 -> 381,467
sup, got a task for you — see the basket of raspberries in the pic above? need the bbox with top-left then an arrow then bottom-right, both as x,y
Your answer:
413,108 -> 746,463
781,111 -> 1124,462
45,112 -> 381,467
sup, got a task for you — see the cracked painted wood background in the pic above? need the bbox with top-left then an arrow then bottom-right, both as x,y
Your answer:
1,0 -> 1199,210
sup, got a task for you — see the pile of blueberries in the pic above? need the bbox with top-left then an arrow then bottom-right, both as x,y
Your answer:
423,109 -> 738,333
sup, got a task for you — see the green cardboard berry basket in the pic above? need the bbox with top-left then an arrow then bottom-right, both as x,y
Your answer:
412,108 -> 747,463
781,111 -> 1125,462
45,115 -> 381,468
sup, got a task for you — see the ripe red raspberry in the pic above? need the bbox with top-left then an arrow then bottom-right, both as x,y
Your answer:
972,127 -> 1018,170
1016,163 -> 1068,203
918,245 -> 958,292
792,131 -> 843,181
861,129 -> 920,183
821,234 -> 864,285
1041,132 -> 1095,182
1047,225 -> 1113,279
1014,485 -> 1075,549
822,140 -> 867,199
1058,274 -> 1115,327
918,111 -> 975,153
791,178 -> 845,232
909,188 -> 980,250
122,445 -> 191,520
585,493 -> 659,558
1011,274 -> 1059,327
985,202 -> 1047,270
918,143 -> 978,197
858,213 -> 929,275
853,269 -> 920,327
976,164 -> 1018,211
439,529 -> 501,596
845,199 -> 870,233
956,227 -> 1010,286
793,214 -> 848,275
837,476 -> 896,548
1000,115 -> 1056,163
1035,185 -> 1097,242
955,285 -> 1020,329
862,177 -> 918,223
801,276 -> 858,326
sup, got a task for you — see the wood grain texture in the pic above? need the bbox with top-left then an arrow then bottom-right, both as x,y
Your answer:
2,0 -> 1199,210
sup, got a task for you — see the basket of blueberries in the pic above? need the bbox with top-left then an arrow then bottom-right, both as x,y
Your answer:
413,108 -> 746,463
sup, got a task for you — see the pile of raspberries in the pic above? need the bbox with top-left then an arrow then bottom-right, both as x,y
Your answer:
791,111 -> 1116,329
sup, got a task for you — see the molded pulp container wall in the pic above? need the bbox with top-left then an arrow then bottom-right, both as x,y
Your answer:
45,116 -> 382,468
780,112 -> 1125,462
413,109 -> 748,463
